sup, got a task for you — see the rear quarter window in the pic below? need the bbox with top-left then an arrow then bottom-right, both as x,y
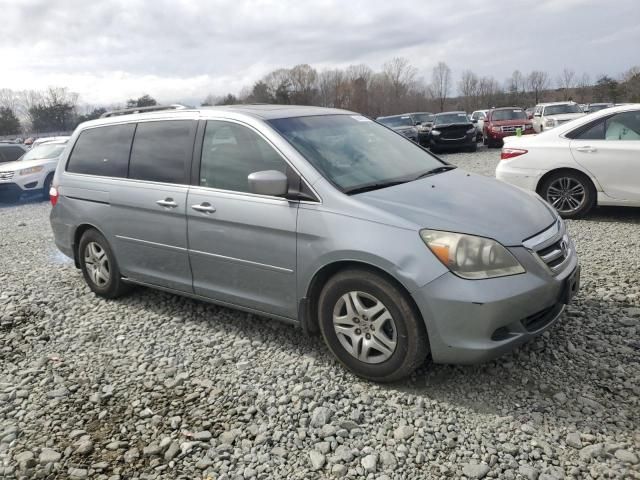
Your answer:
66,124 -> 135,177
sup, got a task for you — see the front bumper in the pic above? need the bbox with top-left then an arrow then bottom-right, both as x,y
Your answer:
487,129 -> 535,140
412,234 -> 579,364
429,133 -> 476,150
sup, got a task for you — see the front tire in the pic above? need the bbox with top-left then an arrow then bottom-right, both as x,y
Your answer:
42,173 -> 54,200
540,171 -> 596,218
78,229 -> 130,298
318,269 -> 428,382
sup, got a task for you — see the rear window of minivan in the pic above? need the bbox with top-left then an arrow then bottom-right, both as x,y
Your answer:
67,124 -> 135,177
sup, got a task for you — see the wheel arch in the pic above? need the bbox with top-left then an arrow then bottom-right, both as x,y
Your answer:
301,260 -> 425,337
72,223 -> 108,268
536,167 -> 599,200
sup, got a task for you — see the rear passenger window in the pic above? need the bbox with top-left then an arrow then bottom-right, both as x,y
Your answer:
128,121 -> 195,184
67,124 -> 135,177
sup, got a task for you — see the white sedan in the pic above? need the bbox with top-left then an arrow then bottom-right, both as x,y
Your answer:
496,104 -> 640,218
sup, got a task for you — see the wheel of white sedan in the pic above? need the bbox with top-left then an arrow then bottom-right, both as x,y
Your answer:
540,171 -> 596,218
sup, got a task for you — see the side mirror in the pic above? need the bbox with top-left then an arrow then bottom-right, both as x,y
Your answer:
248,170 -> 288,197
471,118 -> 478,124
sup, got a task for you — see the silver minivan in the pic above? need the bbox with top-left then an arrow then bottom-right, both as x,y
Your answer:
50,105 -> 580,382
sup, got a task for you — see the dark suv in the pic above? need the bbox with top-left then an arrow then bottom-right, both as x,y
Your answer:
427,112 -> 477,153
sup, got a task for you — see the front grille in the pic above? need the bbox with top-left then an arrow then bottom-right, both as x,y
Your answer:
0,171 -> 15,181
537,239 -> 568,271
523,220 -> 571,275
501,125 -> 525,133
441,127 -> 468,140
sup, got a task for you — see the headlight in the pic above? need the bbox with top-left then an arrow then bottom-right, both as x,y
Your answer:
431,129 -> 441,136
420,230 -> 525,279
545,119 -> 556,127
525,124 -> 533,130
19,166 -> 44,175
491,126 -> 502,133
466,127 -> 476,134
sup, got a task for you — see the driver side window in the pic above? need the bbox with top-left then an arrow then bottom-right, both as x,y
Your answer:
200,121 -> 289,193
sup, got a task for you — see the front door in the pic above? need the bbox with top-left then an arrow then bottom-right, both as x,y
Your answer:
570,109 -> 640,201
186,120 -> 299,319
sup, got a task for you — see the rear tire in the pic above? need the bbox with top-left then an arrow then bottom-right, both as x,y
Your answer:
318,268 -> 428,382
78,229 -> 130,298
539,170 -> 596,218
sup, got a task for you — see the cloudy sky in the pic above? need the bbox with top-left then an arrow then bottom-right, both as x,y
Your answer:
1,0 -> 639,106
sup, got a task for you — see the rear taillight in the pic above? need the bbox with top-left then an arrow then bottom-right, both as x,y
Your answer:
49,186 -> 59,206
501,148 -> 528,160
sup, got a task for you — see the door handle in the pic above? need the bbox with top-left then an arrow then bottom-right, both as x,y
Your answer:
156,198 -> 178,208
191,202 -> 216,214
576,146 -> 597,153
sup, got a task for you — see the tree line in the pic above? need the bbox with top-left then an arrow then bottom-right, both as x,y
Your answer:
1,60 -> 639,136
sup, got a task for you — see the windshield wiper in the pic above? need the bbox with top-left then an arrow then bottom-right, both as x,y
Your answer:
413,165 -> 457,180
344,180 -> 409,195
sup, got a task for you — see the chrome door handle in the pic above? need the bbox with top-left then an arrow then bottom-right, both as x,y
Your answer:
191,203 -> 216,214
576,146 -> 597,153
156,198 -> 178,208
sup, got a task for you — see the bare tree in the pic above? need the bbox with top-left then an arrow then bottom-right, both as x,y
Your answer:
506,70 -> 526,105
382,57 -> 417,101
557,68 -> 576,100
527,70 -> 550,104
575,73 -> 591,103
288,64 -> 318,105
458,70 -> 478,112
431,61 -> 451,112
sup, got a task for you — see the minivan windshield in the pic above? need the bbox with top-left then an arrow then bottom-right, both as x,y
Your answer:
377,115 -> 413,128
492,109 -> 527,121
20,143 -> 66,161
544,104 -> 582,115
434,113 -> 470,125
269,115 -> 448,193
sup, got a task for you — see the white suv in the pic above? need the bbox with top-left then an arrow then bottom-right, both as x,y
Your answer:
532,102 -> 584,133
0,138 -> 68,201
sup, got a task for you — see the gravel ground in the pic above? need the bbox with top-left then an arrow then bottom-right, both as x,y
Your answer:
1,146 -> 639,479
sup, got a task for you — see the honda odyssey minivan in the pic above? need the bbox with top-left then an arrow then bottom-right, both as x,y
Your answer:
50,104 -> 580,382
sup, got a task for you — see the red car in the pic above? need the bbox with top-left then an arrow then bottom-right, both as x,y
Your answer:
483,107 -> 534,147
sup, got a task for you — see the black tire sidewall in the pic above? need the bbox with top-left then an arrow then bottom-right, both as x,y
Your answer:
541,171 -> 595,218
42,173 -> 53,198
318,270 -> 427,382
78,230 -> 123,298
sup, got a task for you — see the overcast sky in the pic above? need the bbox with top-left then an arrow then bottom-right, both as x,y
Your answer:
1,0 -> 639,106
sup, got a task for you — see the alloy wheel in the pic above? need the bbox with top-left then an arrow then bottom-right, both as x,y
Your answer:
546,177 -> 586,215
332,291 -> 397,364
84,241 -> 110,287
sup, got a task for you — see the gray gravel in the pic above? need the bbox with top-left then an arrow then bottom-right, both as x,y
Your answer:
1,146 -> 639,479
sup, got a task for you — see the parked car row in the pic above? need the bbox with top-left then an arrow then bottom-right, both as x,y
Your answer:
377,111 -> 477,152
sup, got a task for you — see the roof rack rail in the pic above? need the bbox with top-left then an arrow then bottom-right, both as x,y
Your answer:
100,104 -> 188,118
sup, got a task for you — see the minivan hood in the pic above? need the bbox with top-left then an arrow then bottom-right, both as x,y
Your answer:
357,169 -> 554,246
